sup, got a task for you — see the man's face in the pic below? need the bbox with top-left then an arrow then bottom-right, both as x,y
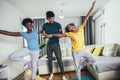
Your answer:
47,17 -> 54,23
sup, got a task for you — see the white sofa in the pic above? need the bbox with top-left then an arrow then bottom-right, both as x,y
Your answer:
38,43 -> 120,80
86,43 -> 120,80
38,47 -> 75,75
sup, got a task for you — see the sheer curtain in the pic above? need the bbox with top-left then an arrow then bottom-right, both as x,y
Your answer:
33,18 -> 46,57
81,16 -> 95,45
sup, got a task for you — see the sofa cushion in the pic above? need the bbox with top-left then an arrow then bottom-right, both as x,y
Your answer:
61,48 -> 68,57
102,43 -> 119,57
38,57 -> 74,67
92,46 -> 104,56
66,47 -> 72,57
85,47 -> 95,53
38,56 -> 75,75
116,45 -> 120,56
93,56 -> 120,73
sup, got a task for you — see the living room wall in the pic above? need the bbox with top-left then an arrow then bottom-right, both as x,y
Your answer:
95,0 -> 120,44
0,0 -> 27,79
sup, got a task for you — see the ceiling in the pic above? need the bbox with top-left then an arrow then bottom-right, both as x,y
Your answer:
6,0 -> 110,18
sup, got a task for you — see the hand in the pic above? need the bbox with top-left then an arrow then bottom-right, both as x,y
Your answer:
47,34 -> 53,38
57,34 -> 62,38
92,0 -> 96,7
42,31 -> 46,36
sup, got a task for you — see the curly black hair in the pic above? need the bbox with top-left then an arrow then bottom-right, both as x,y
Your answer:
65,23 -> 75,32
46,11 -> 55,18
22,18 -> 33,26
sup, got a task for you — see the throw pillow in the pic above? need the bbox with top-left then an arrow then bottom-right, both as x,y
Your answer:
66,48 -> 72,57
61,48 -> 68,57
85,47 -> 95,53
102,43 -> 119,57
92,46 -> 104,56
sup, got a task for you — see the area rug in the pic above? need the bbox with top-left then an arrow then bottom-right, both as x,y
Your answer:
69,76 -> 90,80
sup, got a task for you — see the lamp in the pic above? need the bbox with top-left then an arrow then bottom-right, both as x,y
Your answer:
59,9 -> 64,19
59,3 -> 65,19
100,23 -> 106,44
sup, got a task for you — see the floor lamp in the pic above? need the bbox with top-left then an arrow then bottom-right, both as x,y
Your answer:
100,23 -> 106,44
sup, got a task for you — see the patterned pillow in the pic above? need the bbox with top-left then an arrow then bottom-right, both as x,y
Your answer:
92,46 -> 104,56
85,47 -> 95,53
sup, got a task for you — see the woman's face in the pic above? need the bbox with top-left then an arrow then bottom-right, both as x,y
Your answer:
25,22 -> 33,31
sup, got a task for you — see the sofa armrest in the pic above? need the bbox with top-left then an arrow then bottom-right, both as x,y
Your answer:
116,45 -> 120,56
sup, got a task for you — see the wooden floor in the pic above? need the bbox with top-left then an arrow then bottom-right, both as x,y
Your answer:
14,69 -> 95,80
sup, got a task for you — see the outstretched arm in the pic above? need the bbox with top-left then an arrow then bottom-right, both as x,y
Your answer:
44,33 -> 67,38
0,30 -> 20,36
51,33 -> 67,37
82,0 -> 96,27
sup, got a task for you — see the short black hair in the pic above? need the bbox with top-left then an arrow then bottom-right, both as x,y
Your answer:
22,18 -> 33,26
46,11 -> 55,18
65,23 -> 75,32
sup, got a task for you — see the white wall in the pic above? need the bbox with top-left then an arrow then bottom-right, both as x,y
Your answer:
56,17 -> 81,29
0,0 -> 26,79
95,0 -> 120,44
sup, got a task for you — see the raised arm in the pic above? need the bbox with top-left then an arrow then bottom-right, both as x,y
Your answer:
0,30 -> 20,36
82,0 -> 96,27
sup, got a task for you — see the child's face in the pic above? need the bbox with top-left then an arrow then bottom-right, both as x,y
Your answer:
25,22 -> 33,31
67,25 -> 76,32
47,17 -> 54,23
